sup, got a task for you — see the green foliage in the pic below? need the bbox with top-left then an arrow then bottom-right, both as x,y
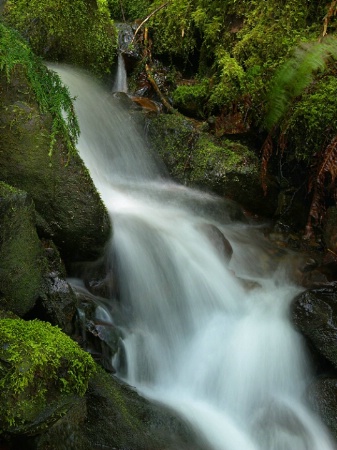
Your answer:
265,36 -> 337,131
172,79 -> 209,117
107,0 -> 151,20
208,49 -> 245,111
2,0 -> 117,75
0,318 -> 96,430
282,75 -> 337,161
0,23 -> 79,156
149,0 -> 197,60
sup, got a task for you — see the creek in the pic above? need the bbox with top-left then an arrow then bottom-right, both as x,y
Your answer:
51,63 -> 335,450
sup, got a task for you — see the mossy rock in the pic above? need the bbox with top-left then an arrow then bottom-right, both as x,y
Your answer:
33,365 -> 206,449
0,182 -> 45,316
0,68 -> 111,263
0,318 -> 96,436
2,0 -> 117,76
147,113 -> 278,216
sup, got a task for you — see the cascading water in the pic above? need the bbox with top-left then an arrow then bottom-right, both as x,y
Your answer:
112,53 -> 128,93
51,63 -> 335,450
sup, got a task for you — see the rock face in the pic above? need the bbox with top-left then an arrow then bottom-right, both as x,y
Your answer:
0,183 -> 45,316
0,70 -> 111,263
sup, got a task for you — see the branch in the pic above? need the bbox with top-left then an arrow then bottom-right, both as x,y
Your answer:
119,0 -> 126,22
145,63 -> 177,114
131,2 -> 169,46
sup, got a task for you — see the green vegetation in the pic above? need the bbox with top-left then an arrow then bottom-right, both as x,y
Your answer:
2,0 -> 117,75
107,0 -> 151,21
0,23 -> 79,156
0,318 -> 96,432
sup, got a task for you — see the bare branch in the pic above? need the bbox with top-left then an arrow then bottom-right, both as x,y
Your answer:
131,2 -> 169,46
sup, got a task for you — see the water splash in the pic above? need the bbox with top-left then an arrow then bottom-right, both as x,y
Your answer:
52,64 -> 335,450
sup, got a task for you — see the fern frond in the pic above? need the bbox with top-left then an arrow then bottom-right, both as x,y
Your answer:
264,36 -> 337,131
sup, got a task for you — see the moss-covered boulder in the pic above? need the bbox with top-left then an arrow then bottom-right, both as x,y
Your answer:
30,365 -> 206,450
0,24 -> 111,262
0,182 -> 45,316
147,113 -> 278,216
0,318 -> 96,436
2,0 -> 117,76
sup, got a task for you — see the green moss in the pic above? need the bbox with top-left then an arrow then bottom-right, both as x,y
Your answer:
282,75 -> 337,162
172,80 -> 209,118
2,0 -> 117,76
147,113 -> 198,182
107,0 -> 151,20
191,134 -> 258,184
0,318 -> 96,433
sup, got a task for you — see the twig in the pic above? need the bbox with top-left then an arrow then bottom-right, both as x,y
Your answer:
119,0 -> 126,22
131,2 -> 169,46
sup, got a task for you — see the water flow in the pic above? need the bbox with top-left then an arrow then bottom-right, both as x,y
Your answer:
112,52 -> 128,93
52,64 -> 335,450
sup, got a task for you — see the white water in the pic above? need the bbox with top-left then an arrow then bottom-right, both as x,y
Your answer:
112,53 -> 128,93
51,64 -> 335,450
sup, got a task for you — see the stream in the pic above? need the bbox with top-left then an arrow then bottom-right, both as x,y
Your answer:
51,63 -> 335,450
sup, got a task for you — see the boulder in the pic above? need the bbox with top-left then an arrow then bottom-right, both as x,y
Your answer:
146,113 -> 279,217
2,0 -> 117,76
0,68 -> 111,263
0,317 -> 96,437
29,365 -> 208,450
292,283 -> 337,369
0,182 -> 45,316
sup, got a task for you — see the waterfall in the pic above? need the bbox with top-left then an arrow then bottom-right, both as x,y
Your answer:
112,52 -> 128,93
51,64 -> 335,450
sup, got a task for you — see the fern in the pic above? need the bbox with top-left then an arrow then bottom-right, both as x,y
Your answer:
264,36 -> 337,131
0,23 -> 79,156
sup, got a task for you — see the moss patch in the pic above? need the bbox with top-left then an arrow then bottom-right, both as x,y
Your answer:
0,318 -> 96,435
3,0 -> 117,76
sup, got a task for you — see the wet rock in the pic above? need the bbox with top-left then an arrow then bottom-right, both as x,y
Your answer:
292,283 -> 337,369
199,223 -> 233,265
0,182 -> 45,316
0,70 -> 111,263
146,113 -> 279,218
82,366 -> 207,450
26,241 -> 78,334
20,365 -> 208,450
71,282 -> 122,373
307,376 -> 337,440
